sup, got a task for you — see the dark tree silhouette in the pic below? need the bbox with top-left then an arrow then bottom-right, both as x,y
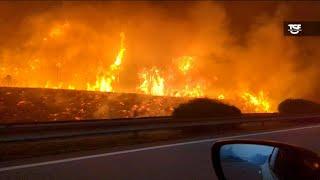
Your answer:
2,75 -> 13,86
172,98 -> 241,118
278,99 -> 320,114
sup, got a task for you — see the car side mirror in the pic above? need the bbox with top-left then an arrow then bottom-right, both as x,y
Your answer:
211,140 -> 320,180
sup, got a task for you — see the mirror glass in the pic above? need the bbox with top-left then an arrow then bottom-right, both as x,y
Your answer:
220,144 -> 320,180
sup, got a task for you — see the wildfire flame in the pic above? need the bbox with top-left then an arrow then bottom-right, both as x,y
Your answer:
217,94 -> 225,100
138,56 -> 205,98
0,21 -> 273,113
241,91 -> 271,112
138,67 -> 165,96
87,32 -> 126,92
177,56 -> 193,74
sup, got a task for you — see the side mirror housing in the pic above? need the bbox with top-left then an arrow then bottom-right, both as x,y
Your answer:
211,140 -> 320,180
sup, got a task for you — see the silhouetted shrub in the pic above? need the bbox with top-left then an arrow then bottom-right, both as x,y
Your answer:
278,99 -> 320,114
172,98 -> 241,118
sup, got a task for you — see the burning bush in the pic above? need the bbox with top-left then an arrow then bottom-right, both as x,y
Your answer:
278,99 -> 320,114
172,98 -> 241,118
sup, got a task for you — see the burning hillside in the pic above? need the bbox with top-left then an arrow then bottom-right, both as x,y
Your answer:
0,30 -> 271,114
0,87 -> 275,123
1,1 -> 320,120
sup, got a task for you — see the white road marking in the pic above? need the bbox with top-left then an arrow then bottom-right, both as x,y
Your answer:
1,124 -> 320,172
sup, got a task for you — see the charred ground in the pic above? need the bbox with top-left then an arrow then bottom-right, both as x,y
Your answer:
0,87 -> 188,123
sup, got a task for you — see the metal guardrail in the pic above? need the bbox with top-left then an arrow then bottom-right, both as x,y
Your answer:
0,113 -> 280,127
0,113 -> 281,129
1,114 -> 320,143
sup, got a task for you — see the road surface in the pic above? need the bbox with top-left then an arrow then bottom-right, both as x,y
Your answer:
1,124 -> 320,180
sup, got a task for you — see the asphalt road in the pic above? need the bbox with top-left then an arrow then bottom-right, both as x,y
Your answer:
1,124 -> 320,180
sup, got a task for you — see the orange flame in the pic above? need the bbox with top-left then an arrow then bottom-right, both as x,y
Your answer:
138,62 -> 205,98
0,22 -> 273,113
177,56 -> 193,74
217,94 -> 225,100
138,67 -> 165,96
87,32 -> 125,92
241,91 -> 271,112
